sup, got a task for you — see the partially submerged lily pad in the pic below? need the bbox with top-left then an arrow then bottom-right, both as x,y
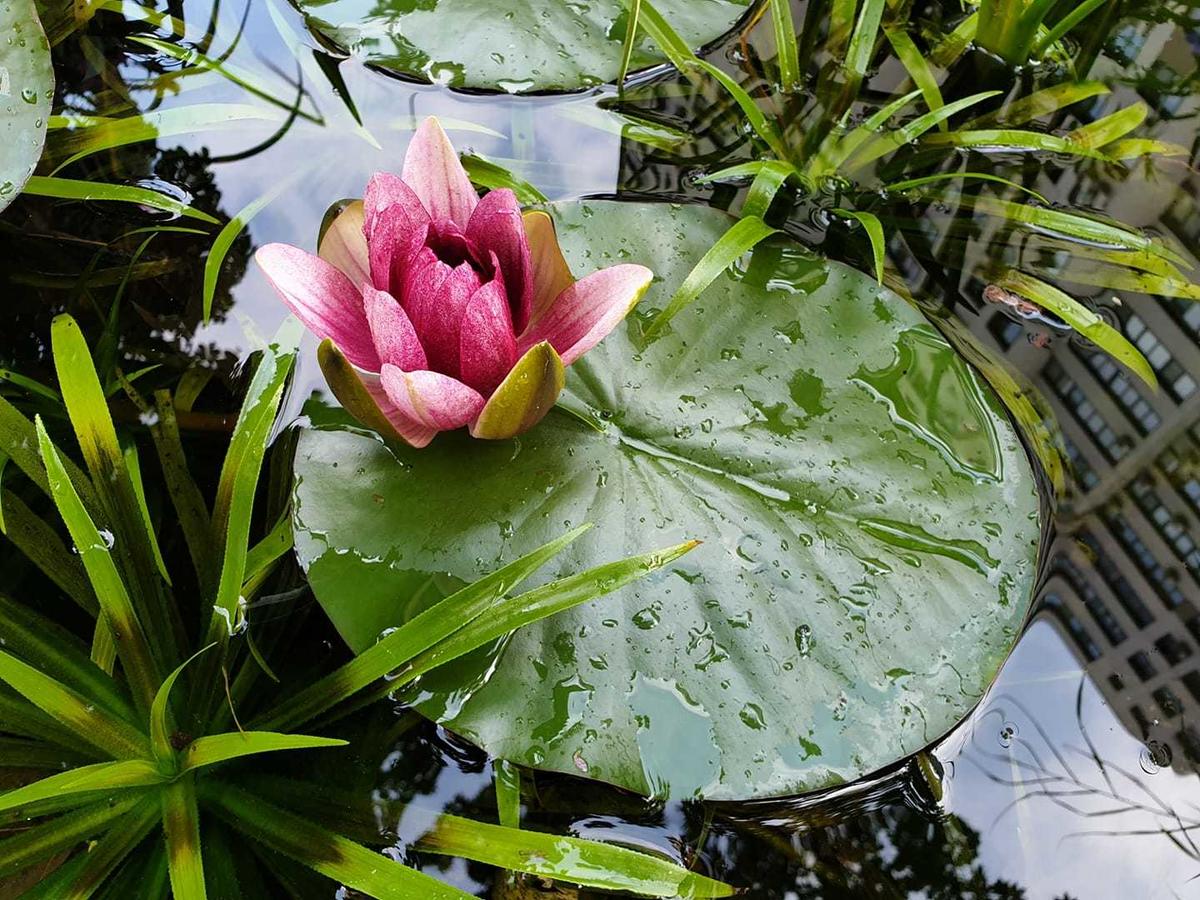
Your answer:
296,0 -> 752,92
293,200 -> 1043,801
0,0 -> 52,213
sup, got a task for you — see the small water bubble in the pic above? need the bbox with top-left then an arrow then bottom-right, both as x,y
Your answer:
1140,740 -> 1172,774
794,623 -> 812,657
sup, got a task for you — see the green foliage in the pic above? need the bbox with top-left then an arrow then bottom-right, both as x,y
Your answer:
0,317 -> 728,896
615,3 -> 1194,391
976,0 -> 1110,65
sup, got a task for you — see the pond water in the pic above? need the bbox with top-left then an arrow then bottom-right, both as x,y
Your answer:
4,0 -> 1200,896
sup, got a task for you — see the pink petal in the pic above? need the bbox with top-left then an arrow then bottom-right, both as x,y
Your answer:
466,189 -> 533,330
256,243 -> 379,371
362,286 -> 428,370
401,117 -> 478,229
407,261 -> 481,377
363,175 -> 432,296
318,201 -> 369,287
519,265 -> 653,365
318,340 -> 438,448
380,365 -> 486,432
401,246 -> 451,322
360,373 -> 439,448
523,211 -> 575,325
363,172 -> 429,238
459,278 -> 518,396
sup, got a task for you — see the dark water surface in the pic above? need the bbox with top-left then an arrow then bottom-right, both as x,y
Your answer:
5,0 -> 1200,896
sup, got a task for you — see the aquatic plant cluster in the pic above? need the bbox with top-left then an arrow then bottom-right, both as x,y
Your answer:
0,0 -> 1198,896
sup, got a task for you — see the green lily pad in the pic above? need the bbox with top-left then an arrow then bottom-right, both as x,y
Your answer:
1,0 -> 52,214
296,0 -> 752,92
293,201 -> 1043,801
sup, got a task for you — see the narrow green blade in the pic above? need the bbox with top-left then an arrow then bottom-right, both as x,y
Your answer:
253,526 -> 590,732
36,416 -> 160,712
646,217 -> 778,337
205,783 -> 475,900
0,759 -> 165,814
419,814 -> 734,898
180,732 -> 346,772
0,650 -> 149,759
162,775 -> 207,900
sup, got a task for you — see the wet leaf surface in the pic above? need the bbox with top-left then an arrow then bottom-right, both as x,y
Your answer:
0,0 -> 52,213
293,200 -> 1043,801
296,0 -> 751,92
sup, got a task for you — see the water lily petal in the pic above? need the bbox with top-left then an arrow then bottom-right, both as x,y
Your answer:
470,341 -> 565,440
368,194 -> 431,296
380,365 -> 486,432
401,117 -> 478,229
467,189 -> 532,330
363,286 -> 428,371
318,200 -> 369,287
523,210 -> 575,325
519,264 -> 653,365
459,278 -> 518,395
408,260 -> 481,378
363,172 -> 429,238
317,340 -> 437,448
256,243 -> 379,371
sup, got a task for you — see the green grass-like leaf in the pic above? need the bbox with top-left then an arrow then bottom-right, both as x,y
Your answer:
742,160 -> 800,219
181,732 -> 347,772
846,91 -> 1001,171
833,208 -> 885,283
419,814 -> 734,898
645,217 -> 778,338
22,176 -> 218,223
0,795 -> 143,880
461,154 -> 549,205
46,105 -> 285,172
206,783 -> 475,900
25,793 -> 161,899
207,324 -> 300,641
0,652 -> 148,763
254,525 -> 591,732
36,416 -> 161,712
1067,102 -> 1147,150
0,759 -> 165,814
992,269 -> 1157,389
687,59 -> 789,161
964,81 -> 1110,128
921,127 -> 1111,160
768,0 -> 800,91
884,26 -> 946,130
844,0 -> 885,76
493,760 -> 521,829
0,594 -> 134,724
162,776 -> 207,900
618,0 -> 642,87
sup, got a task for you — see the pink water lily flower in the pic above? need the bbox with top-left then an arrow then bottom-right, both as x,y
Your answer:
256,118 -> 653,447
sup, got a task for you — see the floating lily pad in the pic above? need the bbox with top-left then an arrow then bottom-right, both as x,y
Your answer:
0,0 -> 52,214
296,0 -> 752,92
293,201 -> 1043,801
